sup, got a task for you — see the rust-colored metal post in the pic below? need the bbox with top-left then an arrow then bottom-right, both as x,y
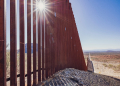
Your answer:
63,0 -> 67,69
42,13 -> 45,81
50,0 -> 54,75
10,0 -> 17,86
65,0 -> 69,68
38,11 -> 41,82
68,2 -> 72,68
45,17 -> 48,78
64,0 -> 68,68
52,0 -> 55,74
61,0 -> 65,70
0,0 -> 6,86
20,0 -> 25,86
53,0 -> 58,73
27,0 -> 31,85
33,0 -> 36,85
56,0 -> 59,72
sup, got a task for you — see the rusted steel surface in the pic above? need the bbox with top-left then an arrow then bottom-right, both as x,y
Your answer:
10,0 -> 17,86
38,12 -> 41,82
33,0 -> 36,85
42,14 -> 44,81
45,16 -> 48,78
20,0 -> 25,86
0,0 -> 6,86
27,0 -> 31,85
2,0 -> 87,85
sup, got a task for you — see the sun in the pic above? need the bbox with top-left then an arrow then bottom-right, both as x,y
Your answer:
37,0 -> 45,11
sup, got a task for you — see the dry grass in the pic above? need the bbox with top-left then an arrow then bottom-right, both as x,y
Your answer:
102,64 -> 120,71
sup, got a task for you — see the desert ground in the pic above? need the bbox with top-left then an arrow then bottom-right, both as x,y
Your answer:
84,51 -> 120,79
6,51 -> 120,85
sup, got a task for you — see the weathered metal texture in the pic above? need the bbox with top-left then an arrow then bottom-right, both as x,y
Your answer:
27,0 -> 31,86
0,0 -> 6,86
51,0 -> 55,75
38,11 -> 41,82
55,0 -> 59,72
65,0 -> 69,68
57,0 -> 61,71
33,0 -> 36,85
1,0 -> 87,85
45,14 -> 48,78
61,0 -> 64,69
46,14 -> 51,78
69,4 -> 73,68
10,0 -> 17,86
67,1 -> 71,68
53,0 -> 58,73
42,13 -> 44,81
65,0 -> 68,68
20,0 -> 25,86
50,0 -> 53,75
63,0 -> 67,70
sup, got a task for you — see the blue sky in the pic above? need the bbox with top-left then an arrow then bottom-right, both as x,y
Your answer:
6,0 -> 120,51
70,0 -> 120,50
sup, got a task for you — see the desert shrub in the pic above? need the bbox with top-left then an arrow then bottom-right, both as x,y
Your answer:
113,64 -> 120,71
108,64 -> 115,68
102,60 -> 108,62
103,64 -> 107,67
103,63 -> 120,71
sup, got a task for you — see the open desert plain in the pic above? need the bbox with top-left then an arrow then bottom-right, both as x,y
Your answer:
84,51 -> 120,79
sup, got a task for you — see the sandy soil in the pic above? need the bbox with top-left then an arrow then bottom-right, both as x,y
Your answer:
93,61 -> 120,79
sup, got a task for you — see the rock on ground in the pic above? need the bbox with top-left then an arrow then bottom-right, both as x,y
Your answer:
37,68 -> 120,86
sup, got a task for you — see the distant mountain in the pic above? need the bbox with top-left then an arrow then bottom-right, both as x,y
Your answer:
83,49 -> 120,53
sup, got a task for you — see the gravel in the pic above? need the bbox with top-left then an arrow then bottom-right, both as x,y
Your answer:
37,68 -> 120,86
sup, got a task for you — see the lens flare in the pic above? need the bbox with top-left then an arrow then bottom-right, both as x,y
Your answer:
37,1 -> 45,11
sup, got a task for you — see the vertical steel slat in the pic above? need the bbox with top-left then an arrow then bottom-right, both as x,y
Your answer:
50,0 -> 54,75
20,0 -> 25,86
66,0 -> 69,68
62,0 -> 65,69
42,14 -> 44,81
38,11 -> 41,82
59,1 -> 62,70
54,1 -> 58,73
10,0 -> 17,86
60,0 -> 63,70
48,14 -> 52,77
68,1 -> 70,68
0,0 -> 6,85
33,0 -> 36,85
27,0 -> 31,85
45,16 -> 48,78
67,1 -> 70,68
52,1 -> 55,74
64,0 -> 67,68
63,0 -> 66,69
69,3 -> 72,68
55,1 -> 59,72
57,1 -> 60,71
71,7 -> 74,68
49,11 -> 52,76
70,3 -> 73,68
